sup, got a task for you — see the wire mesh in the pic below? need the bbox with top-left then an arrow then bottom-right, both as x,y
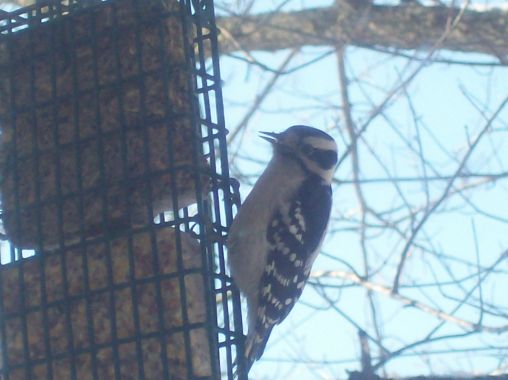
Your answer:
0,0 -> 245,378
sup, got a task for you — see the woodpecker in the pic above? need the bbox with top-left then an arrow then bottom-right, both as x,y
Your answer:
227,125 -> 338,372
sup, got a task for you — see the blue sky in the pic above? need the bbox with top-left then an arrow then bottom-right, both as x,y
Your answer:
219,13 -> 508,377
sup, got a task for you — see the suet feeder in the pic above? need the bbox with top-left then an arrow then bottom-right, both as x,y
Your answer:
0,0 -> 246,379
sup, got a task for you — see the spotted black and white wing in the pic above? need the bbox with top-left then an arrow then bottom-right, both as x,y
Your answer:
247,175 -> 332,366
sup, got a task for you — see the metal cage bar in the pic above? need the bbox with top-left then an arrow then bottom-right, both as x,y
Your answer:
0,0 -> 245,379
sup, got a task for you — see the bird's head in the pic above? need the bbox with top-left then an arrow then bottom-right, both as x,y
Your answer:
260,125 -> 338,183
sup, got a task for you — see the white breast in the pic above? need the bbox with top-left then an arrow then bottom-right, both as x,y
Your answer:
227,155 -> 305,300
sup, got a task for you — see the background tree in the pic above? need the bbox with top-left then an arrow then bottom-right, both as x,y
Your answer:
215,0 -> 508,379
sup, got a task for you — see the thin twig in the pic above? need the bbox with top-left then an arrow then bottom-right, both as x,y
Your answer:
312,262 -> 508,334
392,93 -> 508,292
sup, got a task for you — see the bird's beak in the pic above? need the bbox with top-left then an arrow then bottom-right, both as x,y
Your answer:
259,131 -> 280,144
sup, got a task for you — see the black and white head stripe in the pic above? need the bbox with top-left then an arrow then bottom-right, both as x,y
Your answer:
283,125 -> 335,142
289,127 -> 337,171
300,138 -> 338,170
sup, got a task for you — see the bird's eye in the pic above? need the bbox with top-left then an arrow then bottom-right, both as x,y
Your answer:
301,144 -> 314,156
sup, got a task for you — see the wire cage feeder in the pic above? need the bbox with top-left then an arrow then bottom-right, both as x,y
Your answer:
0,0 -> 246,378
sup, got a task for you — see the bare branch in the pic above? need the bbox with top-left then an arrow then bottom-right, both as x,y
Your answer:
218,3 -> 508,58
312,259 -> 508,334
392,93 -> 508,292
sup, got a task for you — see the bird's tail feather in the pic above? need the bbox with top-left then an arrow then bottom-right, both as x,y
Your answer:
245,324 -> 274,373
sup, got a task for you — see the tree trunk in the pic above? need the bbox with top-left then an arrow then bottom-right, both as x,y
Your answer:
2,1 -> 507,58
217,3 -> 508,59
